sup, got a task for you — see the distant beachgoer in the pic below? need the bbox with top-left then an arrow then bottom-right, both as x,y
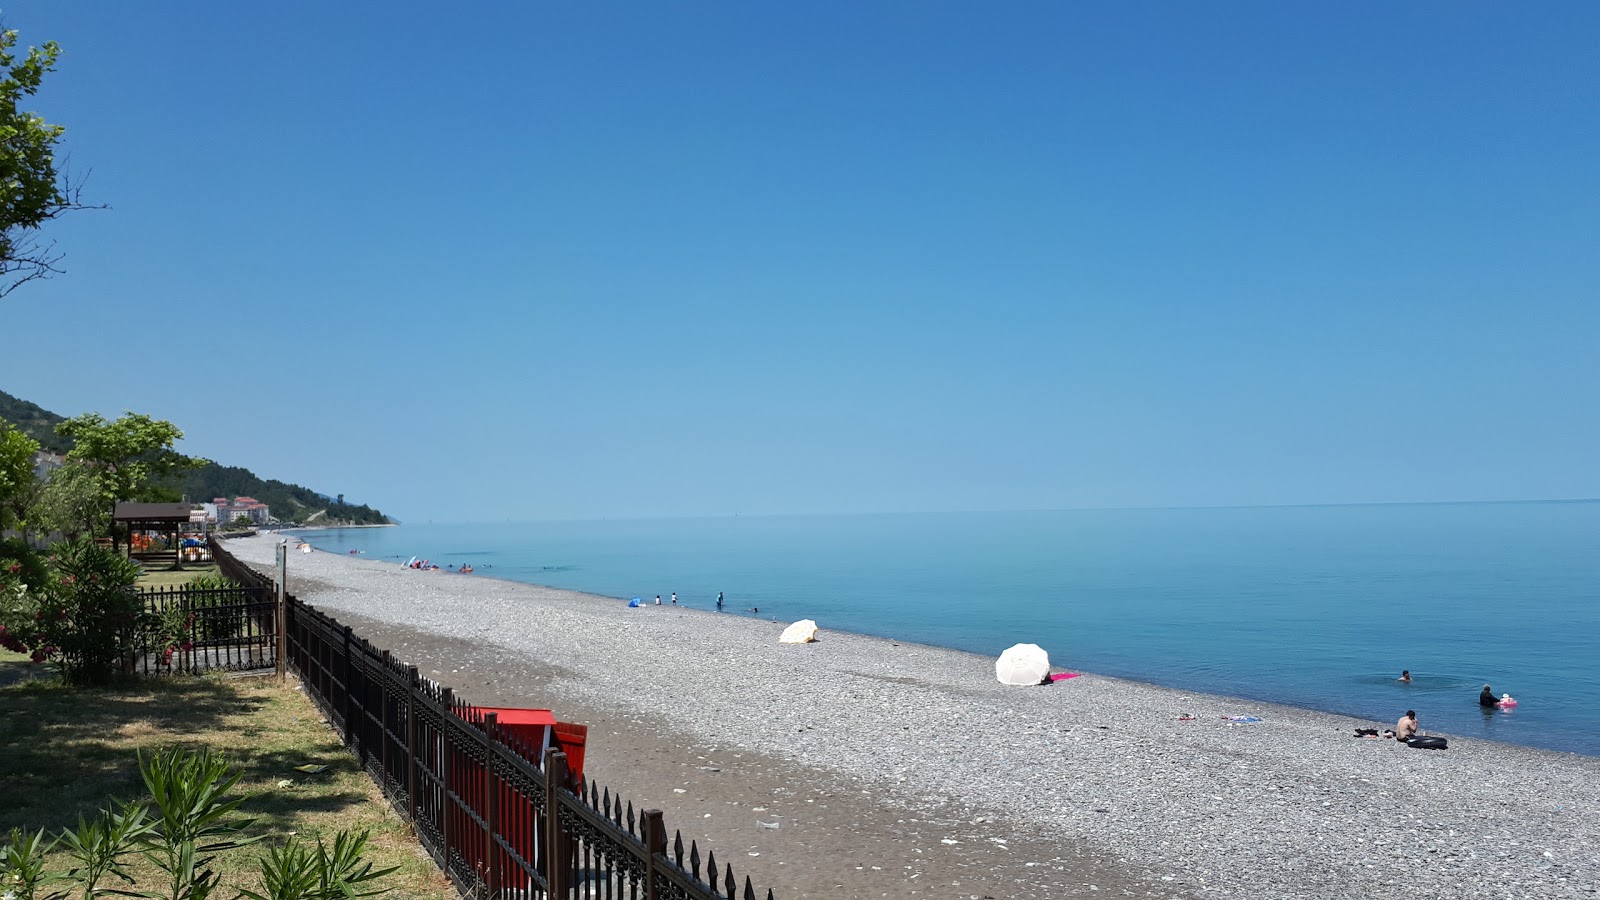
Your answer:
655,595 -> 662,605
1479,684 -> 1498,707
716,592 -> 724,609
1399,670 -> 1411,683
749,606 -> 759,613
1396,710 -> 1419,742
671,592 -> 677,605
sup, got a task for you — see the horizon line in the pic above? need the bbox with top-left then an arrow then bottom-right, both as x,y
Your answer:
375,496 -> 1600,527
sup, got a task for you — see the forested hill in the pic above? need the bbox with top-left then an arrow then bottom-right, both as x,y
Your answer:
0,390 -> 73,453
0,388 -> 392,526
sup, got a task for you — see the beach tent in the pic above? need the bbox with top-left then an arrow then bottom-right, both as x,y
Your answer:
778,619 -> 819,644
995,643 -> 1050,685
628,597 -> 641,608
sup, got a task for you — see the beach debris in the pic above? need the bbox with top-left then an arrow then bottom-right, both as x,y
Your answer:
995,643 -> 1050,685
758,820 -> 781,829
779,619 -> 819,644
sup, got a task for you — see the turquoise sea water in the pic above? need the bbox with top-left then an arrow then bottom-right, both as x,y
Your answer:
291,502 -> 1600,756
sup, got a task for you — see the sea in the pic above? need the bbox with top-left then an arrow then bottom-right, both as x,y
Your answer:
288,501 -> 1600,756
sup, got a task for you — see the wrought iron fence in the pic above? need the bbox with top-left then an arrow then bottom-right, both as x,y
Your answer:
210,539 -> 775,900
131,584 -> 276,676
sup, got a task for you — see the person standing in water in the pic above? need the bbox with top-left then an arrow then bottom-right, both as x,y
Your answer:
1480,684 -> 1499,707
716,591 -> 724,609
1399,670 -> 1411,683
671,592 -> 677,605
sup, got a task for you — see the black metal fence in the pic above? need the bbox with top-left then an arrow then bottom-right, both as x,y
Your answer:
211,539 -> 775,900
131,584 -> 276,676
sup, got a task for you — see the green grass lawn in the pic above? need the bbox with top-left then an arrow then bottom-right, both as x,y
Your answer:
0,664 -> 449,898
134,561 -> 222,588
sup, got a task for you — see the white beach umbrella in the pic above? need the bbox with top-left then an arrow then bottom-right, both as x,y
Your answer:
778,619 -> 819,644
995,643 -> 1050,685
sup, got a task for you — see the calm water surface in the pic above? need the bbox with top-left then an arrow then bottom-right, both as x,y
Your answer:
291,502 -> 1600,755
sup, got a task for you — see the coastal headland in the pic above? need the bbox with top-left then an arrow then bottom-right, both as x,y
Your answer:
230,535 -> 1600,900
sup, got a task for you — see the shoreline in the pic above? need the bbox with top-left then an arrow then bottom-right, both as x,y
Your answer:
230,535 -> 1600,900
285,530 -> 1591,762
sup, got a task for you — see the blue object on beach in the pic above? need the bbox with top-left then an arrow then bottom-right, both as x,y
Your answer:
628,597 -> 641,607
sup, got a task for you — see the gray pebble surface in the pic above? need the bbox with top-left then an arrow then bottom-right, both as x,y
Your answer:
233,536 -> 1600,900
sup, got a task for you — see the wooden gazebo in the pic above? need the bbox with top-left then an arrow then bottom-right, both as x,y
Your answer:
112,502 -> 199,569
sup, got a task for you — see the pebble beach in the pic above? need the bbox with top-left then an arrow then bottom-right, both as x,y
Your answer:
230,535 -> 1600,900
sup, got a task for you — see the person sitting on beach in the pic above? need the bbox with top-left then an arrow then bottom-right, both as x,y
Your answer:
1396,710 -> 1419,742
1399,670 -> 1411,683
1480,684 -> 1499,707
655,595 -> 662,605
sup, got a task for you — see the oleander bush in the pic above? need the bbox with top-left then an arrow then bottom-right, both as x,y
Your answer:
0,538 -> 142,684
0,747 -> 394,900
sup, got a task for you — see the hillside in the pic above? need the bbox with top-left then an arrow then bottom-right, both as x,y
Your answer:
0,390 -> 73,453
0,388 -> 392,526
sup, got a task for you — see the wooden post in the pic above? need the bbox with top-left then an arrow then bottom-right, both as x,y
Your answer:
643,809 -> 667,900
484,713 -> 500,899
405,666 -> 419,826
545,747 -> 569,899
274,542 -> 287,680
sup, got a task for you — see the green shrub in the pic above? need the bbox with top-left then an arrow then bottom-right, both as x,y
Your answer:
0,749 -> 393,900
0,538 -> 142,684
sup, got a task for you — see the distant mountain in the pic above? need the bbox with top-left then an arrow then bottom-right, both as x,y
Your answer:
0,388 -> 392,526
0,390 -> 73,453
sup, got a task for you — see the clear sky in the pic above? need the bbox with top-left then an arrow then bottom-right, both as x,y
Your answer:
1,2 -> 1595,522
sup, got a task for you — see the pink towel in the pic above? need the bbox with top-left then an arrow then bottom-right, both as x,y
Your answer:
1049,672 -> 1081,682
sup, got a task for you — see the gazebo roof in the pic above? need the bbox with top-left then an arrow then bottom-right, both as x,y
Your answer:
112,502 -> 195,524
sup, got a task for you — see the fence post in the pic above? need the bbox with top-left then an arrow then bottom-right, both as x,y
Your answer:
379,649 -> 394,782
344,627 -> 357,753
544,747 -> 569,899
406,666 -> 420,825
484,713 -> 500,899
273,542 -> 287,680
643,809 -> 666,900
440,687 -> 454,878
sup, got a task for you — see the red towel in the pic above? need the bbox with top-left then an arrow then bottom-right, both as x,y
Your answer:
1049,672 -> 1081,682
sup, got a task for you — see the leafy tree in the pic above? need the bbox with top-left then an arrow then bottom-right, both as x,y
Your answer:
232,514 -> 252,528
0,25 -> 101,298
0,422 -> 38,530
31,460 -> 108,539
54,412 -> 204,536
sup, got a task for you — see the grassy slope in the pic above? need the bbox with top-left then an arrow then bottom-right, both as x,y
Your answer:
0,667 -> 449,899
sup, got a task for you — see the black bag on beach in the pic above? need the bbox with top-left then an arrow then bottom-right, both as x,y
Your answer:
1407,735 -> 1448,750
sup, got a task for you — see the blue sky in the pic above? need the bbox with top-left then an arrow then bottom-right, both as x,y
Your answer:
1,2 -> 1595,521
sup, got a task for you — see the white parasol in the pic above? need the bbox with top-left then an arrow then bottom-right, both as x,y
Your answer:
778,619 -> 819,644
995,643 -> 1050,685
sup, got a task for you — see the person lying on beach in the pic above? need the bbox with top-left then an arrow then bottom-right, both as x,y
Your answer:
1396,710 -> 1419,742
